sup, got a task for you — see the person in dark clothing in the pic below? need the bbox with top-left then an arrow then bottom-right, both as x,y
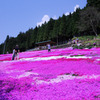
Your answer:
12,48 -> 15,60
15,45 -> 20,60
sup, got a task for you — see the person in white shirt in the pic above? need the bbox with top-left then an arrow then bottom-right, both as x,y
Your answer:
47,44 -> 51,52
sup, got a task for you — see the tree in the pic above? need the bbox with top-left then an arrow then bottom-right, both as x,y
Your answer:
59,14 -> 67,42
78,7 -> 100,36
16,32 -> 27,51
3,35 -> 9,54
71,8 -> 81,37
66,13 -> 73,39
52,19 -> 61,45
0,43 -> 4,54
37,26 -> 44,42
30,26 -> 38,46
43,18 -> 55,41
87,0 -> 100,10
25,28 -> 33,49
6,37 -> 17,53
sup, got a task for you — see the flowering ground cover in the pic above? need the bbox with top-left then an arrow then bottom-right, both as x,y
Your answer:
0,47 -> 100,100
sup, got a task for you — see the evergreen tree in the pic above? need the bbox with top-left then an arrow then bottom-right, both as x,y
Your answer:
3,35 -> 9,54
6,37 -> 17,53
30,26 -> 38,46
43,18 -> 55,41
25,28 -> 33,49
66,13 -> 73,39
71,8 -> 81,36
59,14 -> 67,42
0,43 -> 4,54
52,19 -> 61,45
17,32 -> 27,51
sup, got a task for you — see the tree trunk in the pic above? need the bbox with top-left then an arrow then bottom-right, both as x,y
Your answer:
90,19 -> 98,36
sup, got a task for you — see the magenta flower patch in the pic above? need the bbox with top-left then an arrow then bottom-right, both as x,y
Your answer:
0,47 -> 100,100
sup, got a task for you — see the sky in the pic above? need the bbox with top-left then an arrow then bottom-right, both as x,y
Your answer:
0,0 -> 87,44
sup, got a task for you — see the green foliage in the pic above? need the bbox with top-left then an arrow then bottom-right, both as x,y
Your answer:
0,43 -> 4,54
52,17 -> 61,44
87,0 -> 100,10
59,14 -> 67,36
78,35 -> 95,40
73,35 -> 100,41
72,35 -> 100,49
84,39 -> 100,44
73,45 -> 84,49
73,44 -> 93,49
78,7 -> 100,36
0,0 -> 100,54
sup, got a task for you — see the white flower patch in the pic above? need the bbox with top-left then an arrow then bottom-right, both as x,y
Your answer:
96,59 -> 100,61
19,55 -> 92,62
35,74 -> 100,85
6,70 -> 24,74
17,72 -> 39,79
19,56 -> 65,61
35,56 -> 64,61
64,55 -> 92,59
2,54 -> 92,63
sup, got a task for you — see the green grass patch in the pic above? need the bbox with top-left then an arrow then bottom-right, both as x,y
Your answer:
70,55 -> 84,57
84,39 -> 100,44
72,74 -> 79,76
72,35 -> 100,41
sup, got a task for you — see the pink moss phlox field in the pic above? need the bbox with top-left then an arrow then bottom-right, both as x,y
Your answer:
0,47 -> 100,100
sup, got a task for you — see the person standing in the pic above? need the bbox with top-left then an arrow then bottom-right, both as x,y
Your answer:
12,48 -> 15,60
77,38 -> 79,43
73,40 -> 75,44
15,45 -> 20,60
47,44 -> 51,52
6,51 -> 9,54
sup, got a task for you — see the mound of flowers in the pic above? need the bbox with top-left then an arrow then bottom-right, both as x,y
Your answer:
0,47 -> 100,100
